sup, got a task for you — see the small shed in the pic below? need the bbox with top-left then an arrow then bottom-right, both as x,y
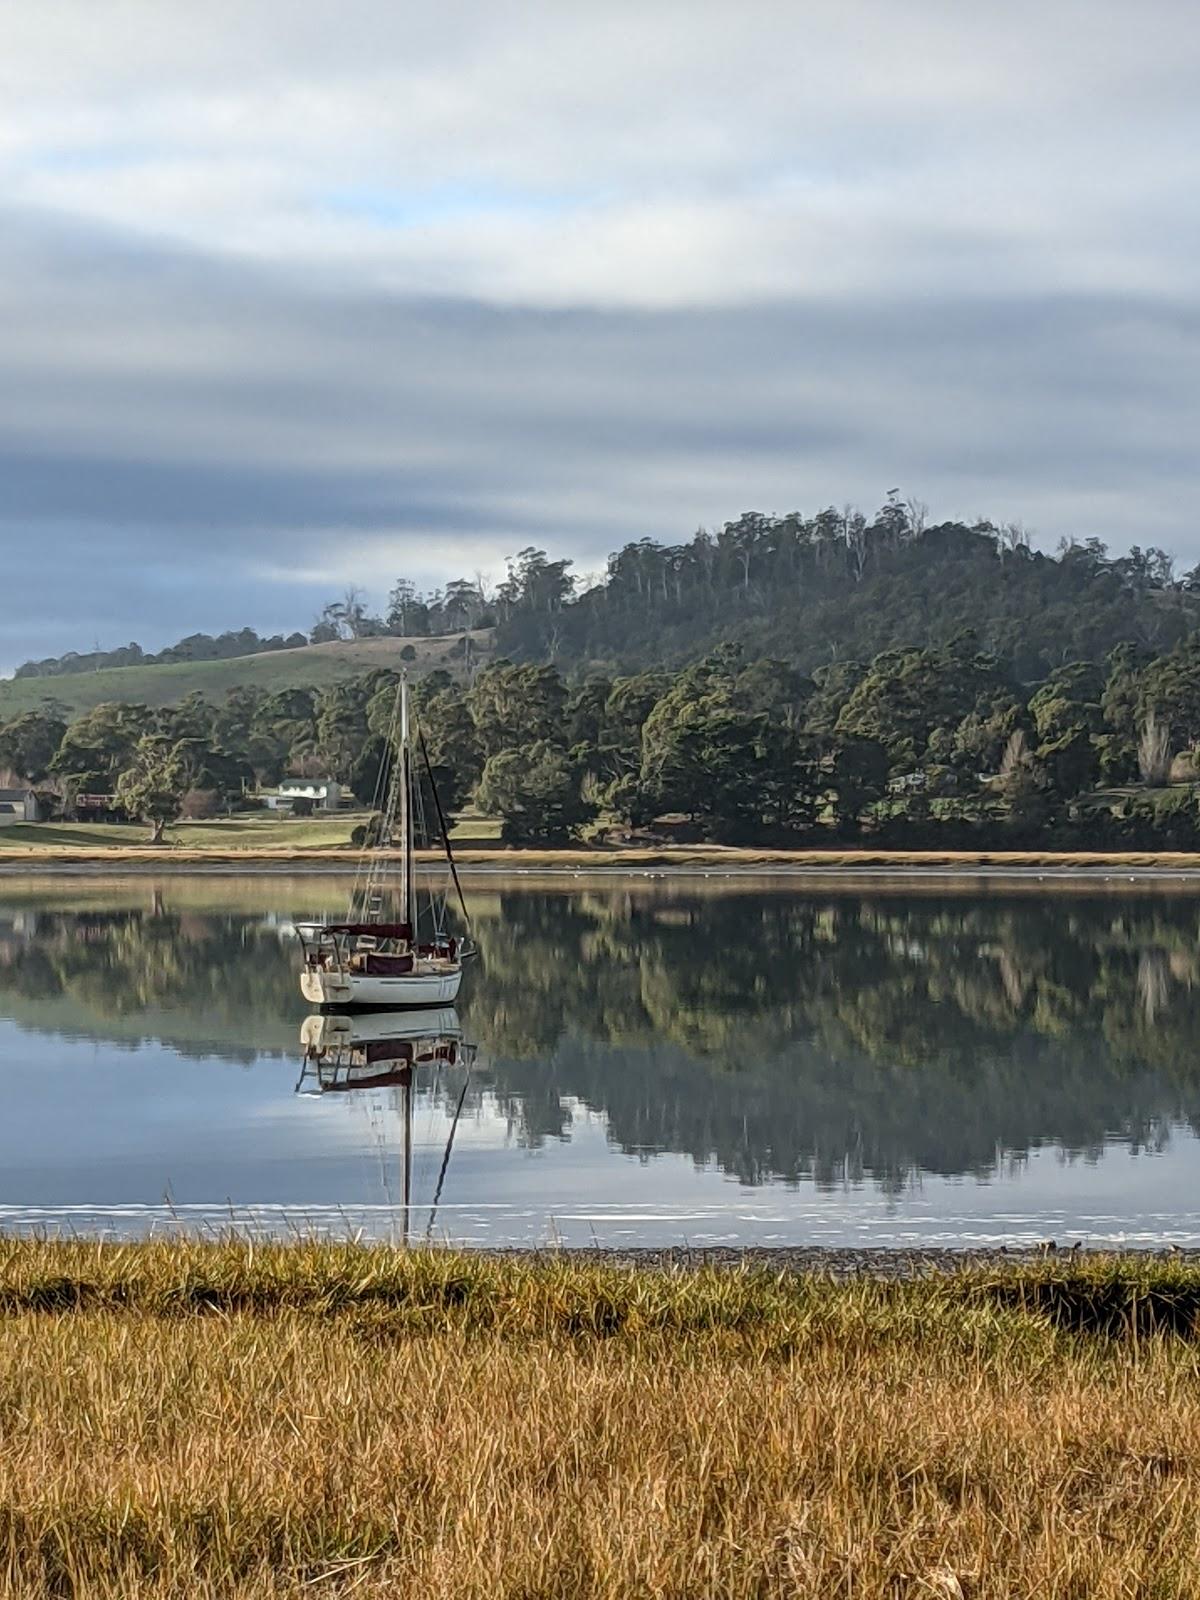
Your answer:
0,789 -> 41,827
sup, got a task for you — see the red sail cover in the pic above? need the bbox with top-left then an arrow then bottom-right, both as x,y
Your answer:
363,954 -> 414,975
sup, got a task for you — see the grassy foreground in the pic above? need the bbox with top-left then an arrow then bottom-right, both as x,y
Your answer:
5,1243 -> 1200,1596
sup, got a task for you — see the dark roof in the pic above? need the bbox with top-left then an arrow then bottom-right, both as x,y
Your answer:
0,789 -> 32,801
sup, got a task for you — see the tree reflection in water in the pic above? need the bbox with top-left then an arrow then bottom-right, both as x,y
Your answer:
2,884 -> 1199,1193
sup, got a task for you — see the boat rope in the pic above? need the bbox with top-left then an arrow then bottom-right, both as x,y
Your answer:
425,1060 -> 473,1240
348,681 -> 403,923
419,728 -> 471,930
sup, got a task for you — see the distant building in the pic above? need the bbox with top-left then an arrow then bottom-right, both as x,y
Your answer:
74,794 -> 122,821
262,778 -> 343,812
0,788 -> 41,826
886,772 -> 926,794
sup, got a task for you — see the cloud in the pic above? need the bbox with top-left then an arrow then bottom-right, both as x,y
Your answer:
0,2 -> 1198,668
4,1 -> 1200,307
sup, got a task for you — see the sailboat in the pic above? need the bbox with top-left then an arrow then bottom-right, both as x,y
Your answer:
296,673 -> 473,1007
296,1006 -> 476,1244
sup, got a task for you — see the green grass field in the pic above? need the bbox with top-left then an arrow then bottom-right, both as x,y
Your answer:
0,812 -> 508,854
0,629 -> 494,720
4,1240 -> 1200,1597
0,814 -> 360,851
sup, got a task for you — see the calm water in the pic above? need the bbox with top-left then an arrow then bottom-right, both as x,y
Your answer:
3,874 -> 1200,1247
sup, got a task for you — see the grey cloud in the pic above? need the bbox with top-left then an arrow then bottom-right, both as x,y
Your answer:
1,197 -> 1199,670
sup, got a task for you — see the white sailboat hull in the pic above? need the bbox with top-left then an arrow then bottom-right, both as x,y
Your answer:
300,965 -> 462,1007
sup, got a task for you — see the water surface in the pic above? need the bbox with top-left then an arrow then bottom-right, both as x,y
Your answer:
2,874 -> 1200,1247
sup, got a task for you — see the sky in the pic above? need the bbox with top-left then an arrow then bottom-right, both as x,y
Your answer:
2,0 -> 1199,671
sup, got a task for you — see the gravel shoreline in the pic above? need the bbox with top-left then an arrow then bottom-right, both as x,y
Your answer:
482,1244 -> 1200,1277
2,1238 -> 1192,1275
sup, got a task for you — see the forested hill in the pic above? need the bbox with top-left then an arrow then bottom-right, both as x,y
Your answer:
494,509 -> 1197,681
11,502 -> 1200,697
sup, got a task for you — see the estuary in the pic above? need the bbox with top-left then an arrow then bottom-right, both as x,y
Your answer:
2,874 -> 1199,1247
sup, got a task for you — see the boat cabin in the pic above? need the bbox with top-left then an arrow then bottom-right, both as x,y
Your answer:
297,921 -> 459,978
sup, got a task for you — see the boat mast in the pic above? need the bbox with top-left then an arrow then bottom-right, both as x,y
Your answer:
400,673 -> 418,936
401,1065 -> 413,1247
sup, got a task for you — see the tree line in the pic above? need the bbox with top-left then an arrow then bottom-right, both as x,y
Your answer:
14,627 -> 312,680
10,620 -> 1200,844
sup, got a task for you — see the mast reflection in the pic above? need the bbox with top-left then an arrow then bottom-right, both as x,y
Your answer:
297,1007 -> 476,1241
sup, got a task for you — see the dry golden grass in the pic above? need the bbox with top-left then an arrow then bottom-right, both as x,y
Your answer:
3,1241 -> 1200,1597
4,840 -> 1200,872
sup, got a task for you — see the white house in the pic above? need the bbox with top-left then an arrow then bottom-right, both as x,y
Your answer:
262,778 -> 343,812
0,788 -> 41,827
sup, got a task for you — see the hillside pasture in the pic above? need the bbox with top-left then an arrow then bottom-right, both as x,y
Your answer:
0,629 -> 494,721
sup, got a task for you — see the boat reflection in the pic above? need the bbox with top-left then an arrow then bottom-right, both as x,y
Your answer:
296,1007 -> 477,1241
298,1006 -> 468,1092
